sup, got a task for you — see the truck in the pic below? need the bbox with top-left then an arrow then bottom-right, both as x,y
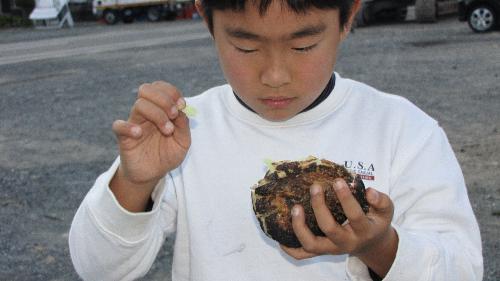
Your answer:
92,0 -> 193,24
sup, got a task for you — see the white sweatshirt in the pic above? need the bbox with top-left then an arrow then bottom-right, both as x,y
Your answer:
69,74 -> 483,281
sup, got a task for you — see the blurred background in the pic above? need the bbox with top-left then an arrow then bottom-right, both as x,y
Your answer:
1,0 -> 499,280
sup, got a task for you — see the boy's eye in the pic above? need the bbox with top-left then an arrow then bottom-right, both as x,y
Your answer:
235,46 -> 257,54
293,44 -> 318,53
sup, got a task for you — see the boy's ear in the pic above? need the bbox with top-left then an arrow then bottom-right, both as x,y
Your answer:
195,0 -> 212,34
351,0 -> 362,20
341,0 -> 361,40
194,0 -> 205,19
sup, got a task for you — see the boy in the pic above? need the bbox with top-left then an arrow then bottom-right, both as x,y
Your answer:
69,0 -> 483,280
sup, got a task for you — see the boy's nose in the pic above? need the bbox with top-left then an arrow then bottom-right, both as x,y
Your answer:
260,58 -> 291,89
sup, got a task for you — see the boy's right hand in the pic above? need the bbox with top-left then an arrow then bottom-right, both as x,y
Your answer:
110,81 -> 191,209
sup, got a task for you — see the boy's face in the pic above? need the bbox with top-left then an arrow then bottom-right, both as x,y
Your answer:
208,1 -> 350,121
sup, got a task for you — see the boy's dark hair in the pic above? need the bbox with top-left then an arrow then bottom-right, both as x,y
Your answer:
200,0 -> 356,33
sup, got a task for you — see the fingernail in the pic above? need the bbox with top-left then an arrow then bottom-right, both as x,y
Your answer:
164,122 -> 174,134
291,206 -> 300,217
131,126 -> 141,137
170,106 -> 178,116
334,180 -> 345,191
176,98 -> 186,109
310,185 -> 321,196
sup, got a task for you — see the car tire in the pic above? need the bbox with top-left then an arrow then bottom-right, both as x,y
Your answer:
415,0 -> 437,23
122,8 -> 134,23
147,6 -> 162,22
103,9 -> 119,25
468,5 -> 496,33
396,7 -> 408,22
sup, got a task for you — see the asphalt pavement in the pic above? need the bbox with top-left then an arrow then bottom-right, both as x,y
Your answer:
0,16 -> 499,280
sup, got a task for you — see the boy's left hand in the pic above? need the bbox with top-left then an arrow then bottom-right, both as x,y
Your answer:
280,179 -> 398,277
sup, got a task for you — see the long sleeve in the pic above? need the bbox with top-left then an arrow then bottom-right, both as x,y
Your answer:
68,158 -> 178,281
347,125 -> 483,280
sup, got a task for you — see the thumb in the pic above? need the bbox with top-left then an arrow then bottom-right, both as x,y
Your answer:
366,188 -> 394,219
172,113 -> 191,145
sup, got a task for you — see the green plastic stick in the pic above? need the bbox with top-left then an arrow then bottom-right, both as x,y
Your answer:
181,105 -> 197,118
263,158 -> 274,170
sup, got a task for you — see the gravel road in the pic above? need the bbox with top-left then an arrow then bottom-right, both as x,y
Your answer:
0,15 -> 499,280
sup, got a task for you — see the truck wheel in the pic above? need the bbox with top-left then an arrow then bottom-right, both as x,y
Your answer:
103,10 -> 119,25
468,5 -> 496,32
147,6 -> 162,22
415,0 -> 437,23
122,8 -> 134,23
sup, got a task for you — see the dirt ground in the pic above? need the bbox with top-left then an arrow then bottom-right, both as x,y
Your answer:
0,16 -> 499,280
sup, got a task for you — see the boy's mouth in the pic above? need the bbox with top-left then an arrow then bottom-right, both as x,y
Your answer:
260,96 -> 296,109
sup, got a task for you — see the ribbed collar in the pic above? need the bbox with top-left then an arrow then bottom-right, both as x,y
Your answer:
234,74 -> 336,113
223,72 -> 351,127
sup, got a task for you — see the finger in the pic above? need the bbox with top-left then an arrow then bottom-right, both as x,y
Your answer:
138,82 -> 182,120
112,120 -> 142,140
334,179 -> 370,233
366,188 -> 394,220
309,183 -> 344,241
171,112 -> 191,149
131,98 -> 174,136
279,245 -> 318,260
151,81 -> 186,110
291,205 -> 339,254
172,109 -> 190,130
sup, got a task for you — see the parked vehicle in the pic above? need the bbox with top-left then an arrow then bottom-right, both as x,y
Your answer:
356,0 -> 413,26
458,0 -> 500,32
92,0 -> 192,24
355,0 -> 458,26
